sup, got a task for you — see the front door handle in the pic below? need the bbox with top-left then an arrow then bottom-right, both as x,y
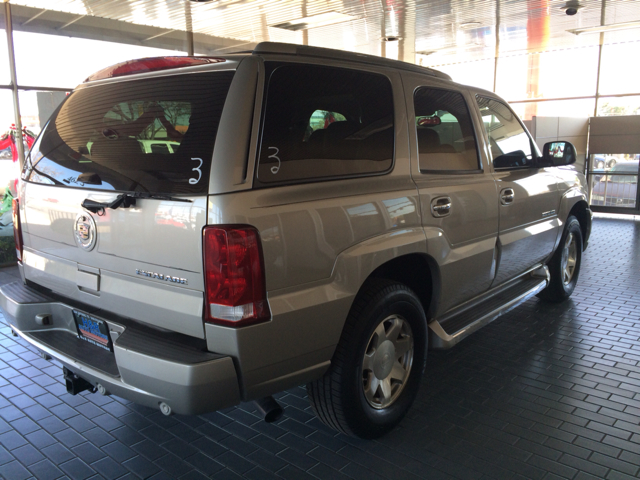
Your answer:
500,188 -> 515,205
431,196 -> 452,218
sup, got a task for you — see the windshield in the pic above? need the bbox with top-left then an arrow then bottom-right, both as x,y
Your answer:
25,71 -> 234,195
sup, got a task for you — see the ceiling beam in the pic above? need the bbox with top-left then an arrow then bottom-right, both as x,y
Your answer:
2,4 -> 253,56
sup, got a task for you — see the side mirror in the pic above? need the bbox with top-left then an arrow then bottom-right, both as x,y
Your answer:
493,150 -> 528,168
542,141 -> 577,166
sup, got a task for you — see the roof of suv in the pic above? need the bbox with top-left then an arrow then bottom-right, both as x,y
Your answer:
252,42 -> 452,81
82,42 -> 451,85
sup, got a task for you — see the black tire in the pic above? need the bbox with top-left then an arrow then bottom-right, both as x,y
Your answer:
537,215 -> 583,303
307,279 -> 427,438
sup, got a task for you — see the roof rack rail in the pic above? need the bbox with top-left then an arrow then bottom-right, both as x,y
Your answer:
252,42 -> 451,81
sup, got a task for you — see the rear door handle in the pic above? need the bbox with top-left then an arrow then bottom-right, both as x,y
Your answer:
500,188 -> 515,205
431,196 -> 452,218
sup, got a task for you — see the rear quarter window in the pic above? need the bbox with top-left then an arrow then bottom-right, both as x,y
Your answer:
256,64 -> 394,185
25,71 -> 235,195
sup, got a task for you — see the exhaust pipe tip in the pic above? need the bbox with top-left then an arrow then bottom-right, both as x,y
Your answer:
253,396 -> 283,423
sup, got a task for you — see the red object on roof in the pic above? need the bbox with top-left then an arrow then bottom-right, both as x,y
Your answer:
85,56 -> 226,82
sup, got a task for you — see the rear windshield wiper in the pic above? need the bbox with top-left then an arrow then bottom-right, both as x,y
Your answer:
82,192 -> 192,214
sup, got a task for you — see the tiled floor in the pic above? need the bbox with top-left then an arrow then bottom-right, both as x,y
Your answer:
0,215 -> 639,479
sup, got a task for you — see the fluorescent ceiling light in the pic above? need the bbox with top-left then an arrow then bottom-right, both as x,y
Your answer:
459,22 -> 481,30
416,42 -> 481,56
568,21 -> 640,35
271,11 -> 358,31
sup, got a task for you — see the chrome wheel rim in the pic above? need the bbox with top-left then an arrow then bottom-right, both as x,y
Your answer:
561,232 -> 578,286
362,314 -> 414,409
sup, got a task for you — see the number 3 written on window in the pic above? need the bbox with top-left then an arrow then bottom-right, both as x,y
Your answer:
189,157 -> 203,184
268,147 -> 281,174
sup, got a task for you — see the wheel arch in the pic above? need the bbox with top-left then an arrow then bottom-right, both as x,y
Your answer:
568,199 -> 592,250
367,253 -> 440,321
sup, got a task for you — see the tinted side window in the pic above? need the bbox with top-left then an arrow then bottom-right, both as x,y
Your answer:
413,87 -> 480,172
476,96 -> 535,168
26,71 -> 234,195
257,64 -> 394,184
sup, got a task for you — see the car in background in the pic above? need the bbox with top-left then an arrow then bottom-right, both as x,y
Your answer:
593,155 -> 617,170
591,161 -> 638,206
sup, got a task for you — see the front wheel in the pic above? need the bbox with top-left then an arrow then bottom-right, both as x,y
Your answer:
538,215 -> 583,302
307,280 -> 427,438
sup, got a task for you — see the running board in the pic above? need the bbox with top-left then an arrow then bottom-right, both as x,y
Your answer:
428,266 -> 549,350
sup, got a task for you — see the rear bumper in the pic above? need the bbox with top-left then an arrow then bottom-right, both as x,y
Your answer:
0,281 -> 241,415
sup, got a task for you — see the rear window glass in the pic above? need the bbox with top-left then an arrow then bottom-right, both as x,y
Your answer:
256,64 -> 394,184
25,71 -> 235,195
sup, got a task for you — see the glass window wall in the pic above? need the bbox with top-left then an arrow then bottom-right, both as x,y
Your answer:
509,98 -> 596,121
13,31 -> 179,89
495,47 -> 599,102
0,90 -> 19,265
18,90 -> 68,136
430,59 -> 496,92
0,33 -> 9,85
0,90 -> 14,130
597,96 -> 640,116
588,154 -> 639,209
598,42 -> 640,97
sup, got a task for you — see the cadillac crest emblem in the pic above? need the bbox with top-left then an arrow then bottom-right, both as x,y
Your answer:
74,213 -> 97,251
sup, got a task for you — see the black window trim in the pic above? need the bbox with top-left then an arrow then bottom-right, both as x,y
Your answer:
413,85 -> 484,176
252,61 -> 396,189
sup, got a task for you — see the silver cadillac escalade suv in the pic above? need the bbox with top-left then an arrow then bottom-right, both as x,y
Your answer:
1,42 -> 592,439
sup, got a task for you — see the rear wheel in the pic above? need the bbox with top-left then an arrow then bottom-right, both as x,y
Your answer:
307,280 -> 427,438
538,215 -> 582,302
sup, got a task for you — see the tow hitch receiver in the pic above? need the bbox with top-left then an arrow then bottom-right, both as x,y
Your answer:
63,367 -> 96,395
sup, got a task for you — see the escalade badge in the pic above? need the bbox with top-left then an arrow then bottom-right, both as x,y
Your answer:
74,213 -> 97,251
135,269 -> 188,285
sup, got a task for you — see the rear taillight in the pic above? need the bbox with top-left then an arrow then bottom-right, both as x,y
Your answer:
203,226 -> 270,327
12,198 -> 23,262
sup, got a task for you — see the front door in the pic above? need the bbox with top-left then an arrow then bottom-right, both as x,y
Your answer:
475,96 -> 560,286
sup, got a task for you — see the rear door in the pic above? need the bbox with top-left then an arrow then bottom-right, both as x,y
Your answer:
403,75 -> 499,314
474,95 -> 560,286
21,68 -> 236,338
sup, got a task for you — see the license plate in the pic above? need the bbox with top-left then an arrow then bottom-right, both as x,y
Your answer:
73,310 -> 113,352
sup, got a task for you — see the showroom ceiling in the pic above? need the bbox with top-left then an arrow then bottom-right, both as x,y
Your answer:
6,0 -> 640,65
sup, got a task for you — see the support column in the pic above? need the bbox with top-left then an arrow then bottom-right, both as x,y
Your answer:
4,0 -> 25,170
594,0 -> 607,116
524,0 -> 550,120
380,11 -> 386,58
185,1 -> 194,55
302,1 -> 308,45
493,0 -> 501,92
